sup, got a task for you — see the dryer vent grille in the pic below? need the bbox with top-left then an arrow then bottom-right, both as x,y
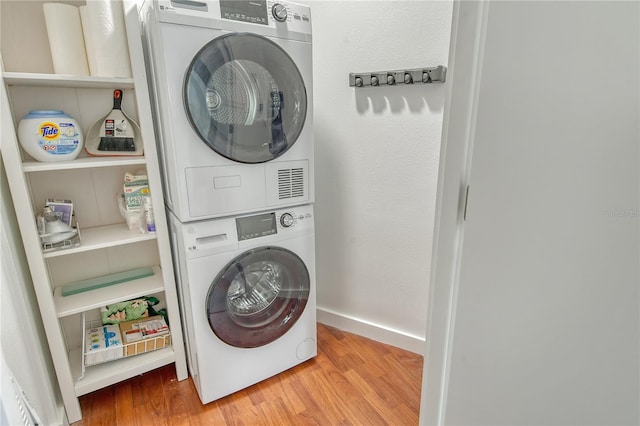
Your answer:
278,168 -> 304,200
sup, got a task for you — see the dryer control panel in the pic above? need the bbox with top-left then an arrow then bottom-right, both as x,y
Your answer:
218,0 -> 311,27
154,0 -> 312,37
220,0 -> 269,25
265,0 -> 311,27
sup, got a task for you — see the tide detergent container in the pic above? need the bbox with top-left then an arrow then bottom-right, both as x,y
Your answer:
18,110 -> 83,162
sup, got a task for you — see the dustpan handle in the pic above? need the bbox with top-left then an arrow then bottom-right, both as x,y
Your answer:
113,89 -> 123,111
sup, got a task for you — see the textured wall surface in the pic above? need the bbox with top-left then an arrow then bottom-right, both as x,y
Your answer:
1,159 -> 64,425
309,0 -> 453,350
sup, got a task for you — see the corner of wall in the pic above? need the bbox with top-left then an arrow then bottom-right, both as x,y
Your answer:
316,306 -> 425,355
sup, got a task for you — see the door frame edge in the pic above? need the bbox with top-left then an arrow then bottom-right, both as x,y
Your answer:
419,1 -> 490,424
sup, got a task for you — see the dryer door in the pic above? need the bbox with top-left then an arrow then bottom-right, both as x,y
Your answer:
184,33 -> 308,164
206,246 -> 310,348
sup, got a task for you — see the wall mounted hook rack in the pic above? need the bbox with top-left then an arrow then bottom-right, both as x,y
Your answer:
349,65 -> 446,88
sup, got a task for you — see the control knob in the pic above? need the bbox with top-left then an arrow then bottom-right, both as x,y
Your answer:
280,212 -> 294,227
272,3 -> 288,22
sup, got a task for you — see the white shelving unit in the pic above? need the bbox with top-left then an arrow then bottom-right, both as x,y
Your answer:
0,1 -> 187,422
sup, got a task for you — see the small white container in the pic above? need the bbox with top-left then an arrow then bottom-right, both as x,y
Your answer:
144,196 -> 156,233
18,110 -> 83,162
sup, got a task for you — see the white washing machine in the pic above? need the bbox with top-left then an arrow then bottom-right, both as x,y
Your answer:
168,204 -> 316,403
142,0 -> 314,222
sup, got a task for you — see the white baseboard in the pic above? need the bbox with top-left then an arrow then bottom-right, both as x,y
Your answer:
316,307 -> 426,355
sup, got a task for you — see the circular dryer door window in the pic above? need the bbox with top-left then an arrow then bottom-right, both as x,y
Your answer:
184,33 -> 308,164
206,246 -> 310,348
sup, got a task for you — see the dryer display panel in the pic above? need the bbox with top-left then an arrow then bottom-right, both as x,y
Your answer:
184,33 -> 308,164
220,0 -> 268,25
206,247 -> 310,348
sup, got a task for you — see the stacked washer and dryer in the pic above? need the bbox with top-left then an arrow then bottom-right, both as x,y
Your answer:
141,0 -> 316,404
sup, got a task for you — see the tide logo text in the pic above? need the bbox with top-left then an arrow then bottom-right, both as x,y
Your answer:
39,122 -> 60,140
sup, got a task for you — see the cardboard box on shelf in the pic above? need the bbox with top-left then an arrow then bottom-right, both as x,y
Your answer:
119,315 -> 171,357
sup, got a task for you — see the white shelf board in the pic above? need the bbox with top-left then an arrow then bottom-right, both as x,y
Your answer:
69,347 -> 176,396
23,156 -> 146,173
54,265 -> 164,317
43,223 -> 157,259
3,72 -> 135,89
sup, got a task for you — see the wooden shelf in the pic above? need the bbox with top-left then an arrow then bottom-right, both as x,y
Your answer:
54,265 -> 164,317
23,156 -> 147,173
3,72 -> 135,89
43,223 -> 157,259
69,346 -> 176,396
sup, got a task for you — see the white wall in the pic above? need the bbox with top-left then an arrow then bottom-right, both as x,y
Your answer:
309,0 -> 453,353
422,1 -> 639,424
0,158 -> 65,425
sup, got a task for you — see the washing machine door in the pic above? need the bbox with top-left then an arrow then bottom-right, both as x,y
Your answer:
184,33 -> 308,164
206,246 -> 310,348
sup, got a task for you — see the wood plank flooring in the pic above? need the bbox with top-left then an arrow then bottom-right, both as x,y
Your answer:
72,324 -> 424,425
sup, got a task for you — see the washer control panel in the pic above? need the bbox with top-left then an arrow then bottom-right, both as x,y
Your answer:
280,212 -> 295,227
234,205 -> 313,242
276,206 -> 313,231
180,204 -> 314,259
236,211 -> 278,241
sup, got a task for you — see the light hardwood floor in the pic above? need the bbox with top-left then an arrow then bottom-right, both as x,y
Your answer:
73,323 -> 424,425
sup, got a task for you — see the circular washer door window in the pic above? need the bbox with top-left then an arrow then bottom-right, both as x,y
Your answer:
184,33 -> 308,164
207,247 -> 310,348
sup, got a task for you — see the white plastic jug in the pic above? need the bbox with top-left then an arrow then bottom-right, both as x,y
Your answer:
18,110 -> 83,162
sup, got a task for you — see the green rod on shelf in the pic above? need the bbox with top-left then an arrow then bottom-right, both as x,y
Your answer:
60,267 -> 155,297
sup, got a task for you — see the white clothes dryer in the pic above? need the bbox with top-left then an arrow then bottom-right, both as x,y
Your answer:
142,0 -> 314,222
168,204 -> 316,403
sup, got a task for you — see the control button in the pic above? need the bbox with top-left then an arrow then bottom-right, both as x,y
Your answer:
272,3 -> 288,22
280,213 -> 294,227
